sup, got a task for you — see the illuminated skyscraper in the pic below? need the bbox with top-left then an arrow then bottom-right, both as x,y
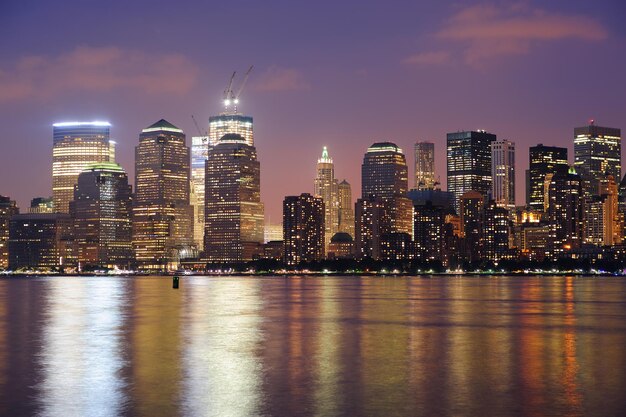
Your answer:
337,180 -> 355,238
208,114 -> 253,147
283,193 -> 324,265
413,201 -> 445,261
491,139 -> 515,211
414,141 -> 435,190
70,162 -> 132,268
52,121 -> 114,213
584,174 -> 622,246
133,119 -> 194,269
0,195 -> 19,269
447,130 -> 496,212
481,200 -> 510,261
362,142 -> 408,199
574,121 -> 621,195
204,133 -> 264,263
191,135 -> 209,249
314,146 -> 339,252
546,167 -> 584,254
527,144 -> 568,211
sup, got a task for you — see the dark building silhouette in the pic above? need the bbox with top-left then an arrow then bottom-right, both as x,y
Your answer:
283,193 -> 324,265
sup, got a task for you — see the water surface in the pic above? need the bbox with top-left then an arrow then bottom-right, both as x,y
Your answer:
0,275 -> 625,417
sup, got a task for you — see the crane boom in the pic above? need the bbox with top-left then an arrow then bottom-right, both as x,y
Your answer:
235,65 -> 254,100
191,115 -> 204,136
223,71 -> 236,101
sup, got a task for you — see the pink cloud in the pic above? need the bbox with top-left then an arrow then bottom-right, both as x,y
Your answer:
407,3 -> 608,68
0,46 -> 199,102
253,66 -> 310,92
404,51 -> 451,66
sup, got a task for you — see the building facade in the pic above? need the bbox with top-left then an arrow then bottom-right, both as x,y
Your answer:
574,122 -> 621,195
447,130 -> 496,212
337,180 -> 355,238
133,119 -> 194,269
191,135 -> 209,250
314,147 -> 339,252
491,139 -> 515,212
527,144 -> 569,211
204,133 -> 264,263
545,167 -> 584,255
283,193 -> 324,265
208,114 -> 253,147
52,121 -> 114,213
361,142 -> 408,199
70,162 -> 133,269
414,141 -> 435,190
0,196 -> 19,269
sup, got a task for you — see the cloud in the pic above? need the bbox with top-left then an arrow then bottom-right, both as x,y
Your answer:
0,46 -> 199,102
406,3 -> 608,68
404,51 -> 451,66
253,66 -> 310,92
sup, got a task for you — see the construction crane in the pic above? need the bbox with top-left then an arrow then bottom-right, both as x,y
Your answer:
222,66 -> 254,113
191,115 -> 207,137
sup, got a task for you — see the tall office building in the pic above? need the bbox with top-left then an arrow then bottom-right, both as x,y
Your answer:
414,141 -> 435,190
204,133 -> 264,263
283,193 -> 324,265
70,162 -> 133,269
337,180 -> 355,237
527,144 -> 568,211
491,140 -> 515,211
52,121 -> 114,213
413,201 -> 445,261
0,196 -> 19,269
459,191 -> 484,262
545,167 -> 584,254
208,114 -> 253,147
133,119 -> 194,269
191,135 -> 209,250
574,121 -> 621,195
362,142 -> 408,199
314,146 -> 339,252
481,200 -> 510,262
447,130 -> 496,212
584,174 -> 621,246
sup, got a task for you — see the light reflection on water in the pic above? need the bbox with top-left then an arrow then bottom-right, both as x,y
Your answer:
0,275 -> 625,417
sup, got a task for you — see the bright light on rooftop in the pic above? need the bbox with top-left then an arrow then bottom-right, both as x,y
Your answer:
53,121 -> 111,127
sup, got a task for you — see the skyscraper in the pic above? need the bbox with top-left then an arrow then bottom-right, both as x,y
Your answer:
413,201 -> 445,261
208,114 -> 254,147
414,141 -> 435,190
70,162 -> 133,269
314,146 -> 339,252
447,130 -> 496,212
491,139 -> 515,211
283,193 -> 324,265
546,167 -> 584,254
584,174 -> 622,246
0,195 -> 19,269
481,200 -> 511,262
191,135 -> 209,250
574,121 -> 621,195
204,133 -> 264,263
527,144 -> 568,211
133,119 -> 194,269
52,121 -> 114,213
337,180 -> 355,238
459,191 -> 484,262
362,142 -> 408,199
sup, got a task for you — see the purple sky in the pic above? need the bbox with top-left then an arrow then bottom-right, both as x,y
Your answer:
1,0 -> 625,222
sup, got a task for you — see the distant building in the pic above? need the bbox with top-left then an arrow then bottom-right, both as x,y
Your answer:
8,213 -> 75,270
264,224 -> 283,243
29,197 -> 54,214
0,196 -> 19,269
314,147 -> 339,252
70,162 -> 133,269
459,191 -> 484,262
407,189 -> 454,212
328,232 -> 354,259
413,201 -> 445,262
574,121 -> 621,195
584,174 -> 621,246
362,142 -> 408,199
414,141 -> 435,190
204,133 -> 264,263
527,144 -> 568,211
209,114 -> 253,147
447,130 -> 496,212
52,121 -> 115,213
546,167 -> 584,255
337,180 -> 355,238
491,140 -> 515,212
191,136 -> 209,250
481,200 -> 511,262
283,193 -> 324,265
133,119 -> 194,269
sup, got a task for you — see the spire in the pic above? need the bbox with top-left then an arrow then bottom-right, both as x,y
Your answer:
318,146 -> 333,164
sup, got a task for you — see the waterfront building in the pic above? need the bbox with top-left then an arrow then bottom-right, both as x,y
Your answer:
283,193 -> 324,265
52,121 -> 114,213
481,200 -> 511,262
314,147 -> 339,252
407,189 -> 454,212
380,232 -> 413,261
191,135 -> 209,250
133,119 -> 194,269
574,121 -> 621,195
337,180 -> 355,238
459,191 -> 484,262
545,167 -> 584,255
8,213 -> 75,270
0,196 -> 19,269
204,133 -> 264,263
327,232 -> 354,259
70,162 -> 133,269
527,144 -> 569,211
264,224 -> 283,243
491,140 -> 515,212
447,130 -> 496,212
584,174 -> 621,246
29,197 -> 54,213
414,141 -> 435,190
362,142 -> 408,199
413,201 -> 445,261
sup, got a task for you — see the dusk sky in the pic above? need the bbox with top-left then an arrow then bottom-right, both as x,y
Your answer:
1,0 -> 625,221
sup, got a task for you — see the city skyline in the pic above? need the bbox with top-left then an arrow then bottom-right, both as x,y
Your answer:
2,1 -> 626,221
